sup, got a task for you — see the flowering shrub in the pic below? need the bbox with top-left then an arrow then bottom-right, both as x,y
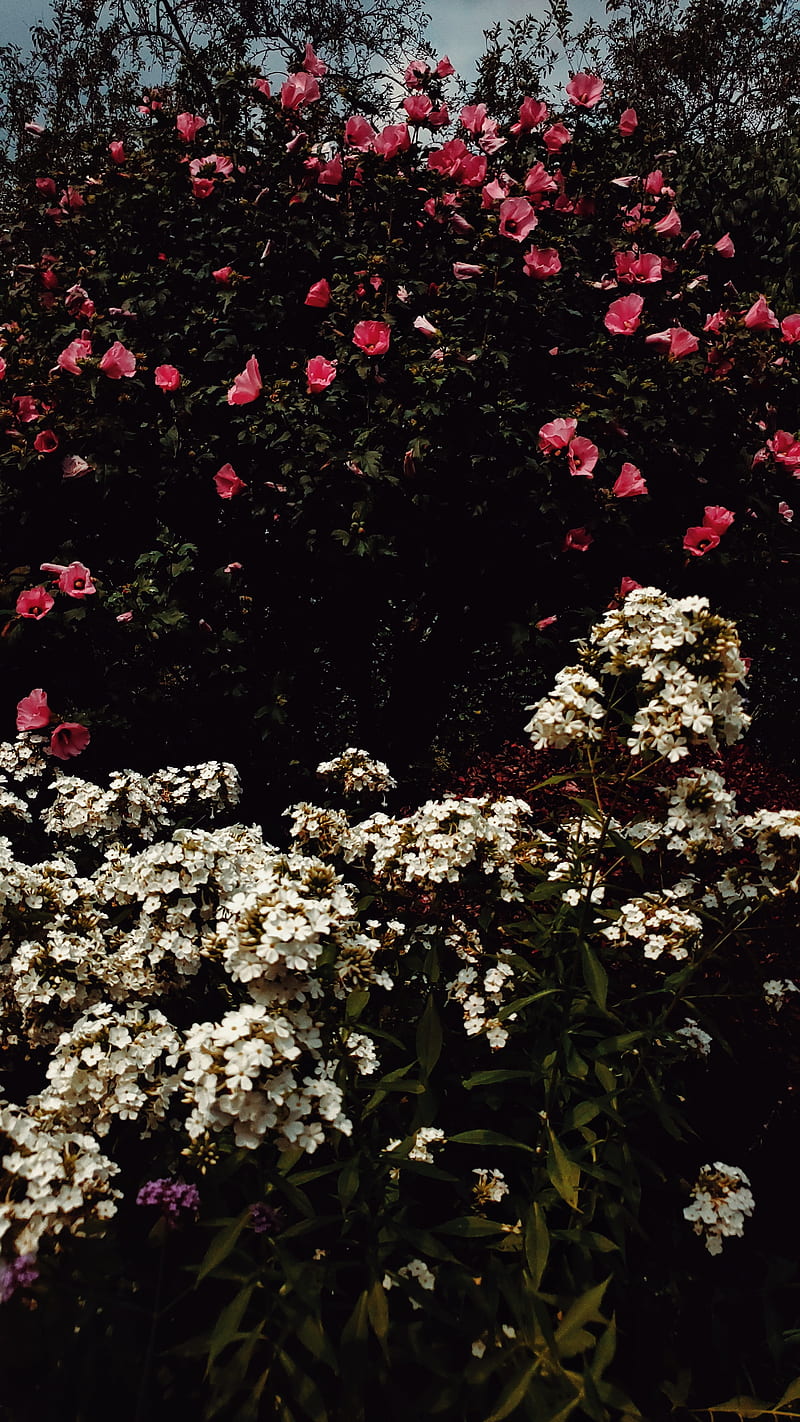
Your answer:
2,60 -> 800,791
2,588 -> 800,1418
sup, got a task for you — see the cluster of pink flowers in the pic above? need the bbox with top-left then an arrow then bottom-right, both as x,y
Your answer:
683,505 -> 735,557
538,418 -> 599,479
15,688 -> 90,760
16,560 -> 96,622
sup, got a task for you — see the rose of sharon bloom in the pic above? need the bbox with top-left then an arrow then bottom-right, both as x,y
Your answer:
280,73 -> 320,111
779,501 -> 794,522
374,123 -> 411,158
99,341 -> 136,378
50,722 -> 90,760
318,154 -> 342,186
498,197 -> 537,242
613,462 -> 647,497
41,560 -> 95,597
305,278 -> 331,307
16,586 -> 54,619
453,262 -> 484,279
781,314 -> 800,342
523,162 -> 558,201
34,430 -> 59,454
512,96 -> 549,133
604,293 -> 644,335
212,265 -> 234,285
703,504 -> 735,534
62,454 -> 91,478
413,315 -> 439,338
653,206 -> 682,236
404,58 -> 429,88
192,177 -> 215,199
344,116 -> 376,150
214,463 -> 247,498
352,320 -> 391,355
713,232 -> 735,257
566,72 -> 604,108
155,365 -> 181,391
403,94 -> 432,122
227,355 -> 262,405
460,103 -> 488,133
306,356 -> 337,393
539,417 -> 577,452
302,42 -> 327,76
523,246 -> 562,278
568,436 -> 599,477
0,355 -> 5,380
767,430 -> 800,468
542,123 -> 571,152
189,153 -> 233,178
744,295 -> 779,330
436,55 -> 455,76
176,112 -> 206,142
619,107 -> 638,135
108,140 -> 126,162
563,526 -> 593,552
16,688 -> 52,730
615,251 -> 662,284
645,326 -> 699,358
58,334 -> 92,373
684,526 -> 720,556
252,77 -> 271,97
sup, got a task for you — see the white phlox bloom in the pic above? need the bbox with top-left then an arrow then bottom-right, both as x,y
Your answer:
0,1105 -> 120,1258
316,747 -> 397,797
602,890 -> 703,961
675,1019 -> 712,1056
763,978 -> 799,1010
684,1162 -> 754,1254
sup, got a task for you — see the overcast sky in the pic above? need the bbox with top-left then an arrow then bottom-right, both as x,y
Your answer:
0,0 -> 602,87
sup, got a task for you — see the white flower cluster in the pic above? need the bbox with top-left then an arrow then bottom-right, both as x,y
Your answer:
316,748 -> 397,797
447,950 -> 517,1050
41,761 -> 241,845
0,1106 -> 120,1259
675,1019 -> 713,1057
527,589 -> 749,762
602,891 -> 703,962
383,1256 -> 436,1307
661,767 -> 742,859
683,1162 -> 755,1254
737,810 -> 800,882
472,1168 -> 509,1205
385,1126 -> 446,1164
763,978 -> 799,1010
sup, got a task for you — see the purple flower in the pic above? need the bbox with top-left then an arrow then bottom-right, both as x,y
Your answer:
136,1178 -> 200,1227
249,1202 -> 283,1235
0,1254 -> 39,1304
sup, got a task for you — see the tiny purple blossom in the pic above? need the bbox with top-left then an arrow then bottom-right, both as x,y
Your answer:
249,1202 -> 283,1235
136,1178 -> 200,1226
0,1254 -> 39,1304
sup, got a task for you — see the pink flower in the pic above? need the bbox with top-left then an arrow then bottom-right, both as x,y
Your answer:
352,320 -> 391,355
619,576 -> 643,598
453,262 -> 484,279
33,429 -> 59,453
413,315 -> 439,339
566,72 -> 604,108
644,169 -> 666,195
281,73 -> 320,111
568,436 -> 599,477
653,206 -> 681,236
713,233 -> 735,258
511,97 -> 549,133
428,138 -> 468,177
16,688 -> 52,731
57,334 -> 92,374
535,614 -> 557,630
61,455 -> 91,479
703,504 -> 735,534
618,107 -> 638,135
436,55 -> 455,77
108,140 -> 126,162
305,278 -> 331,307
99,341 -> 137,378
212,265 -> 234,286
306,356 -> 337,393
430,104 -> 451,130
0,356 -> 5,380
12,396 -> 46,423
16,587 -> 54,619
41,560 -> 95,597
302,42 -> 327,76
683,525 -> 720,556
176,112 -> 207,142
252,77 -> 271,97
781,313 -> 800,342
155,364 -> 181,391
562,526 -> 594,552
403,59 -> 429,89
49,722 -> 90,760
116,610 -> 134,622
523,161 -> 558,201
404,94 -> 432,122
779,501 -> 794,522
613,462 -> 647,497
703,309 -> 728,333
344,116 -> 376,150
645,326 -> 699,357
374,123 -> 411,158
767,430 -> 800,468
614,251 -> 662,284
460,103 -> 487,133
36,176 -> 57,196
539,417 -> 577,452
192,177 -> 215,199
60,186 -> 85,211
542,123 -> 572,153
744,295 -> 779,329
189,153 -> 233,178
523,246 -> 561,279
604,293 -> 644,335
227,355 -> 262,405
498,197 -> 537,242
214,464 -> 247,498
318,154 -> 342,186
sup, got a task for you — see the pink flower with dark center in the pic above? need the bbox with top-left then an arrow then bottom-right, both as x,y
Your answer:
374,123 -> 410,158
562,526 -> 594,552
604,293 -> 644,335
618,108 -> 638,135
781,313 -> 800,342
498,197 -> 537,242
404,94 -> 432,122
227,355 -> 262,404
767,430 -> 800,468
352,320 -> 391,355
58,334 -> 92,374
306,356 -> 337,393
344,116 -> 376,150
281,73 -> 321,111
33,429 -> 59,453
703,504 -> 734,534
16,687 -> 52,730
176,113 -> 206,142
214,463 -> 247,498
613,462 -> 647,497
41,560 -> 96,597
212,265 -> 234,285
566,72 -> 604,108
614,251 -> 662,283
62,455 -> 91,478
99,341 -> 136,378
683,526 -> 720,556
50,722 -> 90,759
511,97 -> 549,133
108,140 -> 126,162
155,365 -> 181,391
189,153 -> 233,178
645,326 -> 699,357
539,418 -> 577,452
16,587 -> 54,619
302,42 -> 327,76
305,278 -> 331,307
523,161 -> 558,202
523,246 -> 561,278
713,233 -> 735,257
404,59 -> 429,89
744,295 -> 779,329
653,206 -> 681,236
542,123 -> 571,153
568,436 -> 599,477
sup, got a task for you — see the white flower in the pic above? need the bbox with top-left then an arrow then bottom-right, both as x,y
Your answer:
684,1162 -> 754,1254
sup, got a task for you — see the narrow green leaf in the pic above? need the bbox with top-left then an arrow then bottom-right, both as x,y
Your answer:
416,993 -> 443,1076
206,1284 -> 254,1369
546,1129 -> 581,1210
483,1361 -> 539,1422
554,1279 -> 610,1359
197,1212 -> 249,1283
366,1279 -> 390,1341
524,1202 -> 549,1289
580,943 -> 608,1011
450,1129 -> 535,1152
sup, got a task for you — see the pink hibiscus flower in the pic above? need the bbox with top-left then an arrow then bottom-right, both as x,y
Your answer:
568,436 -> 599,478
744,295 -> 779,330
306,356 -> 337,393
40,560 -> 96,597
281,73 -> 321,111
565,72 -> 604,108
604,293 -> 644,335
683,526 -> 720,556
50,723 -> 90,760
176,113 -> 206,142
523,247 -> 562,279
33,429 -> 59,453
16,688 -> 52,730
214,464 -> 247,498
498,197 -> 537,242
618,108 -> 638,135
155,365 -> 181,391
16,586 -> 55,619
539,418 -> 577,453
352,321 -> 391,355
562,526 -> 594,552
99,341 -> 136,378
613,463 -> 647,497
227,355 -> 262,405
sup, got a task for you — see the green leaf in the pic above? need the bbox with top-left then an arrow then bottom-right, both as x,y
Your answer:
437,1216 -> 508,1237
366,1278 -> 390,1342
449,1130 -> 535,1152
554,1279 -> 610,1359
546,1129 -> 581,1210
197,1212 -> 249,1282
462,1069 -> 533,1089
580,943 -> 608,1011
482,1361 -> 539,1422
341,1289 -> 370,1348
524,1202 -> 549,1289
276,1349 -> 329,1422
416,993 -> 443,1076
207,1284 -> 254,1369
346,988 -> 370,1022
337,1156 -> 360,1210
